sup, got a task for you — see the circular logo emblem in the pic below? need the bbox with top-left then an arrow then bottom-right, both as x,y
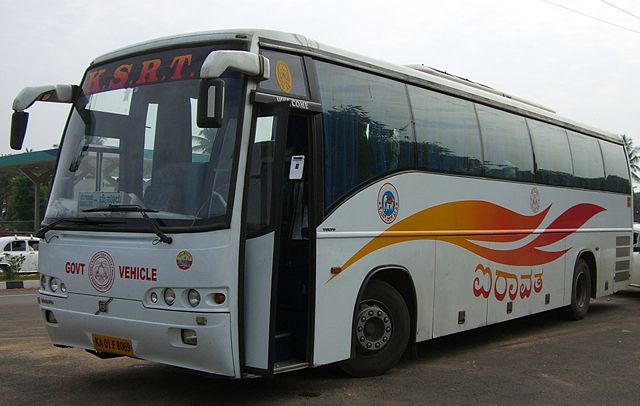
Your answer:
176,250 -> 193,271
377,183 -> 400,224
530,187 -> 540,213
88,251 -> 115,293
275,60 -> 293,93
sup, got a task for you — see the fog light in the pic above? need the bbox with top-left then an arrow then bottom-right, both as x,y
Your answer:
50,278 -> 59,293
214,293 -> 226,304
187,289 -> 200,307
40,275 -> 47,290
45,310 -> 58,324
60,283 -> 67,294
150,291 -> 158,303
164,288 -> 176,306
181,329 -> 197,345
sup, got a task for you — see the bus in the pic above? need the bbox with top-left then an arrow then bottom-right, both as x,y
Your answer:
10,29 -> 632,378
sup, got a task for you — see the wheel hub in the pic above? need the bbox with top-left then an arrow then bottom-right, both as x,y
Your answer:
355,303 -> 392,351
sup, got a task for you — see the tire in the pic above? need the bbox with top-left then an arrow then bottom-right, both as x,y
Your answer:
564,258 -> 591,320
338,279 -> 410,377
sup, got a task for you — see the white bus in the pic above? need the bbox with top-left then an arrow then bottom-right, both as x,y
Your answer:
11,30 -> 632,378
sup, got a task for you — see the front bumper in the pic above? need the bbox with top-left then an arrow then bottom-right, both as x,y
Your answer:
39,292 -> 235,376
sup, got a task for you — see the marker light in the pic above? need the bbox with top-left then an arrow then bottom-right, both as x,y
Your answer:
150,292 -> 158,303
188,289 -> 201,307
164,288 -> 176,306
50,278 -> 59,293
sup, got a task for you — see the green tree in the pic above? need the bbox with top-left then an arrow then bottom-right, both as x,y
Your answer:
5,174 -> 49,232
0,172 -> 13,222
622,134 -> 640,184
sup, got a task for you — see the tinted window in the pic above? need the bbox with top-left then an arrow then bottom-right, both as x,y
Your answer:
245,116 -> 277,236
316,61 -> 414,208
3,243 -> 10,252
528,120 -> 573,186
409,86 -> 483,175
258,50 -> 309,98
11,240 -> 26,251
568,131 -> 605,189
600,140 -> 631,193
476,105 -> 533,181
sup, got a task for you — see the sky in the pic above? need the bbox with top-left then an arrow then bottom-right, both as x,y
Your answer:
1,0 -> 638,155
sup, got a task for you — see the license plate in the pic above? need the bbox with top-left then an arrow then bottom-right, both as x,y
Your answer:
92,333 -> 134,357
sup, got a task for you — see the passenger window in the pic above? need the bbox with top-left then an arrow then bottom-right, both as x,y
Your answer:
11,240 -> 26,252
409,86 -> 483,175
28,240 -> 40,251
568,131 -> 605,190
528,120 -> 573,186
3,243 -> 10,252
599,140 -> 631,194
476,105 -> 533,181
316,61 -> 414,208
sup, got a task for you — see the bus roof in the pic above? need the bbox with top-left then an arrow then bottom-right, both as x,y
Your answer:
92,29 -> 622,144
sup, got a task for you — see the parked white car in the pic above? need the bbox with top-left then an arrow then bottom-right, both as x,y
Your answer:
0,235 -> 40,274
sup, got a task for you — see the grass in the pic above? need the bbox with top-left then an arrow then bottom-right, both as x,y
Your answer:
0,273 -> 40,282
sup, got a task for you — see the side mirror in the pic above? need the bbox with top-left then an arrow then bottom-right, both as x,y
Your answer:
10,84 -> 79,150
197,79 -> 225,128
10,111 -> 29,150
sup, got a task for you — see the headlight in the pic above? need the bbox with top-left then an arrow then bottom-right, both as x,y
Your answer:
50,278 -> 59,293
164,288 -> 176,306
187,289 -> 201,307
60,283 -> 67,294
40,275 -> 47,290
150,291 -> 158,303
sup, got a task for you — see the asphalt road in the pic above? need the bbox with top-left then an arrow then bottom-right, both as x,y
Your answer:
2,288 -> 640,405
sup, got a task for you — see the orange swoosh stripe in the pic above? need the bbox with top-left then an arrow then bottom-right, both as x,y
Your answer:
335,201 -> 605,280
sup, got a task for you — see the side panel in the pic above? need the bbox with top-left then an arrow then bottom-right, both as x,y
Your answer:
313,172 -> 630,367
433,242 -> 487,337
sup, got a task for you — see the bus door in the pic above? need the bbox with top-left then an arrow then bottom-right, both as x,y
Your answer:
241,102 -> 312,374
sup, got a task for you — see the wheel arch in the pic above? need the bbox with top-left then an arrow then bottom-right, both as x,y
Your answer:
349,265 -> 417,359
576,250 -> 597,298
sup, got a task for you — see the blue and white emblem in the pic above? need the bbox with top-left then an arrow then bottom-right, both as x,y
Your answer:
377,183 -> 399,224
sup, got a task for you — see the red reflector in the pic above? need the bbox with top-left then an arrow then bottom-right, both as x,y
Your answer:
214,293 -> 226,304
330,267 -> 342,275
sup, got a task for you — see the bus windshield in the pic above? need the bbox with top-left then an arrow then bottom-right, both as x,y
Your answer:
45,45 -> 245,231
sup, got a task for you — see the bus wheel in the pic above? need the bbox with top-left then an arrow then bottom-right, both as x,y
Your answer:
339,279 -> 410,377
564,258 -> 591,320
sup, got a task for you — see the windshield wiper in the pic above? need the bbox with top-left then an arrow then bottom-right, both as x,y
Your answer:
36,217 -> 126,238
83,204 -> 173,244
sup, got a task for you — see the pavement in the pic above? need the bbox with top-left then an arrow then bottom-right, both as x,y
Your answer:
0,279 -> 39,289
2,288 -> 640,404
